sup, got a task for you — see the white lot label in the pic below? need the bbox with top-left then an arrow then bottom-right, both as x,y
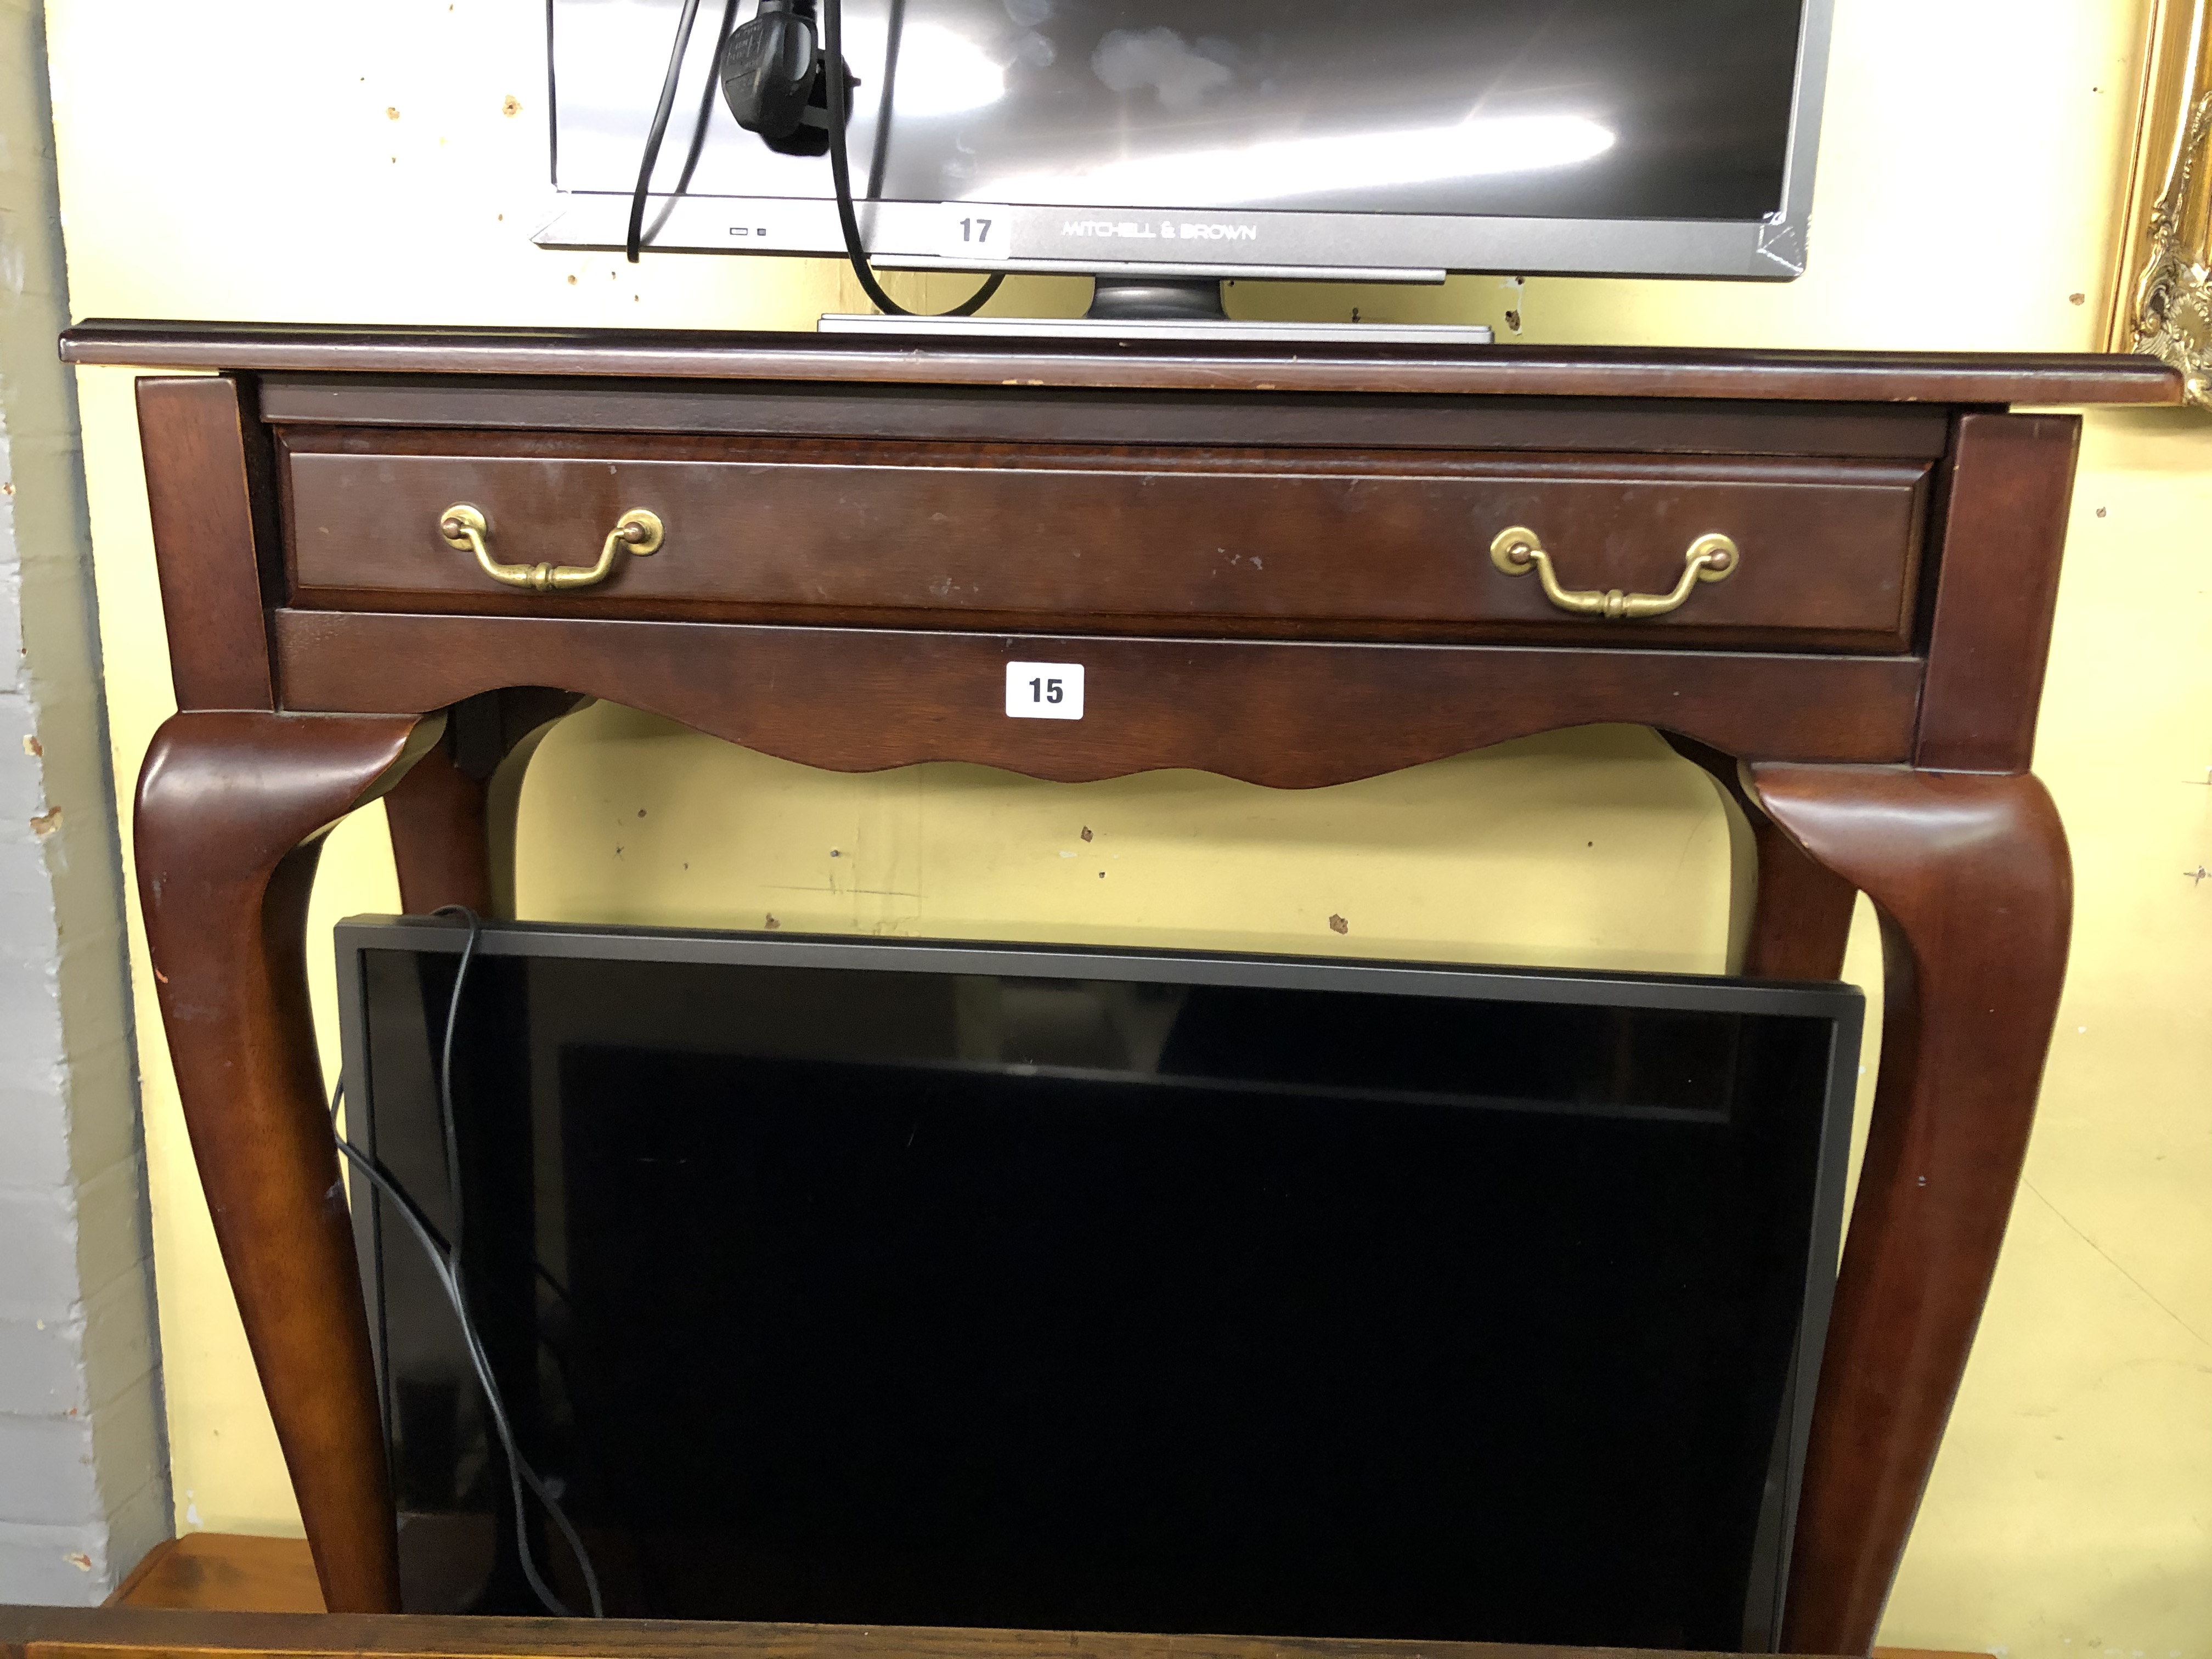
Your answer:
936,209 -> 1011,262
1005,661 -> 1085,720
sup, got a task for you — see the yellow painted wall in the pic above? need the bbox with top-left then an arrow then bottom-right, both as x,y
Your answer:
38,0 -> 2212,1650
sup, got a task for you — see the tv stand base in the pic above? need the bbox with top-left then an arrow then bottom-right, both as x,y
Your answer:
821,273 -> 1494,345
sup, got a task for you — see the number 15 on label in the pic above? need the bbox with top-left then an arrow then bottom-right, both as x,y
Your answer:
1006,661 -> 1084,720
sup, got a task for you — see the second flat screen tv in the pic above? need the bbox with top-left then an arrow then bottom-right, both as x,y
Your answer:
338,919 -> 1860,1651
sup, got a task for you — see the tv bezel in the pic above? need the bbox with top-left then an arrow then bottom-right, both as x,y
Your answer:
334,913 -> 1862,1644
532,0 -> 1835,283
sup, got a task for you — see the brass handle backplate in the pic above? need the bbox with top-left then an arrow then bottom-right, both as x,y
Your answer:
1489,526 -> 1739,619
439,504 -> 663,593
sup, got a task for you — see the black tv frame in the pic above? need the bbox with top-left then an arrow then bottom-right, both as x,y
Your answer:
334,914 -> 1863,1647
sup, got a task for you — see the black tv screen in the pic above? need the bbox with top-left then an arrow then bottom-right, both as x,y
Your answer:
338,920 -> 1858,1651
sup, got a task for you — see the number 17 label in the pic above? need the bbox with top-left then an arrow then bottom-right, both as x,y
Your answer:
936,210 -> 1011,262
1006,661 -> 1085,720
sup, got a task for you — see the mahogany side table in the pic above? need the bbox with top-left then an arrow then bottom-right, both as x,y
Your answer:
60,319 -> 2185,1654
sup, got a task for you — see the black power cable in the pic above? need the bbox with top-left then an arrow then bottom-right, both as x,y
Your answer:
861,0 -> 904,202
330,906 -> 603,1618
629,0 -> 744,261
820,0 -> 1001,317
627,0 -> 708,263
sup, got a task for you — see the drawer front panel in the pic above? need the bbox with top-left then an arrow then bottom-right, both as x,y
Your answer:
282,432 -> 1929,649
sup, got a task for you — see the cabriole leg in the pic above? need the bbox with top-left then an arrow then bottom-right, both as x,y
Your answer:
135,710 -> 444,1613
382,689 -> 583,917
1749,765 -> 2072,1655
1665,733 -> 1858,979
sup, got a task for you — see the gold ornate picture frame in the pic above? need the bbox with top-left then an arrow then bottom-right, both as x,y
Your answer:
2108,0 -> 2212,406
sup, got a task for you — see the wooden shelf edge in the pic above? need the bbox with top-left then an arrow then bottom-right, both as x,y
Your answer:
57,320 -> 2187,407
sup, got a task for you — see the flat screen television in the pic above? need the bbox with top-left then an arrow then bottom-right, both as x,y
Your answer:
338,917 -> 1860,1651
535,0 -> 1833,286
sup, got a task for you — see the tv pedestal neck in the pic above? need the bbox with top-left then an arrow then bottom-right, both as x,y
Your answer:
61,317 -> 2180,1655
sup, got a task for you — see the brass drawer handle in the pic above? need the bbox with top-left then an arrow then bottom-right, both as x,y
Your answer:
1489,526 -> 1739,619
438,503 -> 663,593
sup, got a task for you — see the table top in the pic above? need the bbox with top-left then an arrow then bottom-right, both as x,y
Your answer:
60,319 -> 2188,406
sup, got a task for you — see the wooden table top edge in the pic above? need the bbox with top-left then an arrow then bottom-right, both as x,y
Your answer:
57,320 -> 2187,405
0,1605 -> 1851,1659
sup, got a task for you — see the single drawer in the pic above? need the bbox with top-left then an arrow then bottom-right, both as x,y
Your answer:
280,429 -> 1931,650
